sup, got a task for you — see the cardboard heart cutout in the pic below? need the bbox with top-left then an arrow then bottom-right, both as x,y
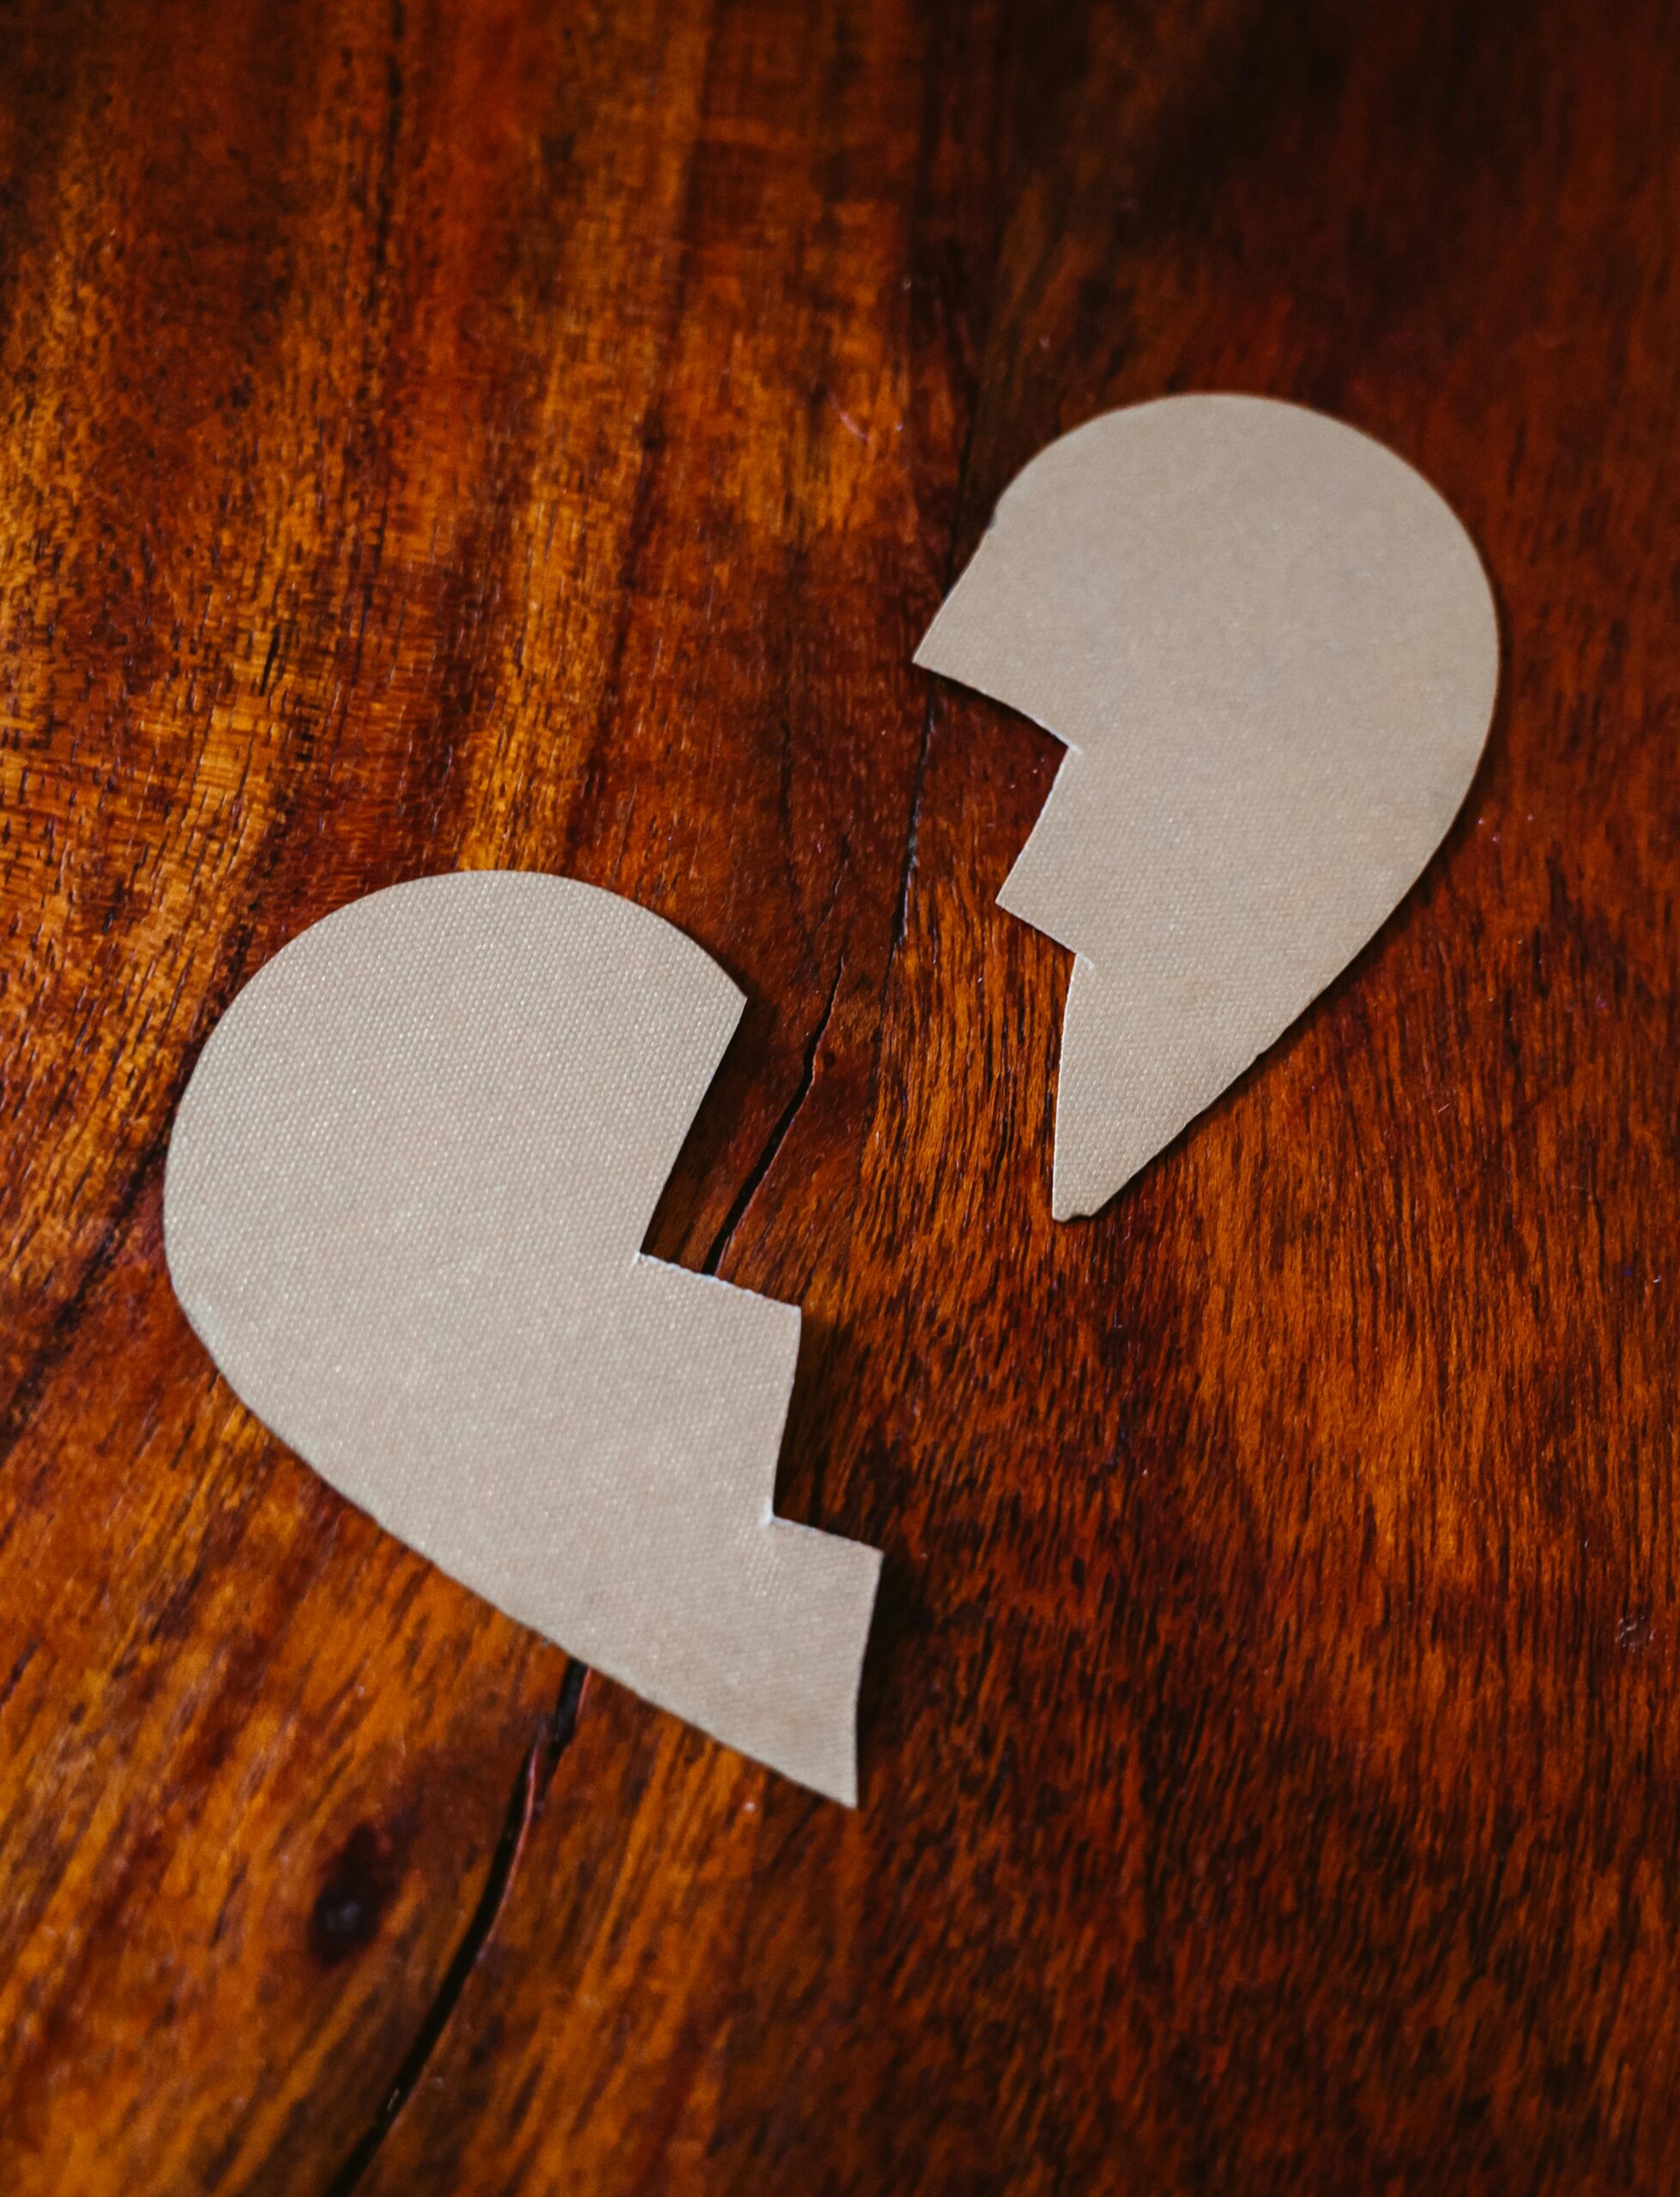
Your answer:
165,872 -> 881,1802
916,394 -> 1500,1218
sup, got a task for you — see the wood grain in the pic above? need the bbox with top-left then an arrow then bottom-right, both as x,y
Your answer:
1,0 -> 1676,2188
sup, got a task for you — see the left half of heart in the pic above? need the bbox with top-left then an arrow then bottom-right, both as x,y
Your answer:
164,871 -> 882,1804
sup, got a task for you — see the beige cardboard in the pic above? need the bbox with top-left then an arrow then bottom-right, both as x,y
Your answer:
164,872 -> 881,1803
916,394 -> 1500,1219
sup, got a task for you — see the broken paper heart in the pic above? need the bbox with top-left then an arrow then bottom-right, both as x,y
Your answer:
916,393 -> 1501,1220
164,872 -> 881,1804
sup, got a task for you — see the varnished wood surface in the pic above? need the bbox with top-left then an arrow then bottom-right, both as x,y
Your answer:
1,1 -> 1676,2188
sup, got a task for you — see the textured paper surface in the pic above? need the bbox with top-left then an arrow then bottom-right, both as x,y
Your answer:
164,873 -> 881,1803
916,393 -> 1501,1219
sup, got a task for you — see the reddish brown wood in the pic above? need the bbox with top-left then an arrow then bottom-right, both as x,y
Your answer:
1,1 -> 1677,2189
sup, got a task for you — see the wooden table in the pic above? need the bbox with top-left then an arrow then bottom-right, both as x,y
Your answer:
2,2 -> 1675,2188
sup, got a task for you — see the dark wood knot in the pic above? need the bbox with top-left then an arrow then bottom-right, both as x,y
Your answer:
309,1824 -> 397,1965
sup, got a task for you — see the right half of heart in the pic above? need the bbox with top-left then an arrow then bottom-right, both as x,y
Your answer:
915,393 -> 1500,1221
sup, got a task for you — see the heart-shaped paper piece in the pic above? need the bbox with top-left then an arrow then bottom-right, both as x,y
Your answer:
916,394 -> 1500,1218
165,873 -> 881,1801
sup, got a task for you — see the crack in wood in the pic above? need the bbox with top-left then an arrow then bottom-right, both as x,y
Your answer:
323,1658 -> 589,2195
702,952 -> 847,1277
